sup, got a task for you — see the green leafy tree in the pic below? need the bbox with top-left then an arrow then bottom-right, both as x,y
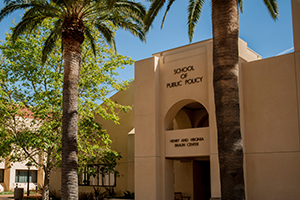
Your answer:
144,0 -> 278,199
0,21 -> 133,200
0,1 -> 145,199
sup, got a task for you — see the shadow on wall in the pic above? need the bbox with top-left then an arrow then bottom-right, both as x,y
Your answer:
167,101 -> 209,130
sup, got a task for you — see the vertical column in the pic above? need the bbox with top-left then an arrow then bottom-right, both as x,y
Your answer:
206,42 -> 221,199
210,155 -> 221,198
292,0 -> 300,52
292,0 -> 300,152
127,130 -> 135,192
4,158 -> 11,191
135,57 -> 161,200
162,158 -> 174,199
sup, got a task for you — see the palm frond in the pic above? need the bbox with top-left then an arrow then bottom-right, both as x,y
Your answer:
84,25 -> 97,57
87,1 -> 143,22
95,22 -> 116,52
106,0 -> 118,9
10,1 -> 61,42
238,0 -> 243,13
114,9 -> 145,28
262,0 -> 279,20
187,0 -> 204,42
114,19 -> 145,42
0,1 -> 31,22
113,0 -> 146,19
51,0 -> 65,5
32,1 -> 63,17
161,0 -> 176,29
52,0 -> 76,17
144,0 -> 166,32
12,15 -> 47,42
42,19 -> 63,64
2,0 -> 146,60
22,5 -> 40,18
81,1 -> 103,19
4,0 -> 28,4
22,4 -> 61,21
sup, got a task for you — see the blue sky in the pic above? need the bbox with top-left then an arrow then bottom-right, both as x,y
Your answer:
115,0 -> 294,80
0,0 -> 294,81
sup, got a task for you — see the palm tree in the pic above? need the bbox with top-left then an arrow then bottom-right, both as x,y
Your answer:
144,0 -> 278,199
0,0 -> 145,199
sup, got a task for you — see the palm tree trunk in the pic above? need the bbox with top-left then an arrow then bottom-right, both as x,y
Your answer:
212,0 -> 245,199
61,38 -> 81,200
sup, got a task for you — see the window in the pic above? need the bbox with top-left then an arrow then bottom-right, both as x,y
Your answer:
79,165 -> 116,187
15,170 -> 37,183
0,169 -> 4,183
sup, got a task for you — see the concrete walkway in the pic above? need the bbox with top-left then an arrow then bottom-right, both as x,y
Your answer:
0,195 -> 13,200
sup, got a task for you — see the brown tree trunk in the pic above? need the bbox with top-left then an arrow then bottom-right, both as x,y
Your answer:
61,38 -> 81,200
42,167 -> 51,200
212,0 -> 245,199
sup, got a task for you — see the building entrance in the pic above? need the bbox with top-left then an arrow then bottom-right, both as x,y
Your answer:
174,159 -> 211,200
168,101 -> 211,199
193,160 -> 211,200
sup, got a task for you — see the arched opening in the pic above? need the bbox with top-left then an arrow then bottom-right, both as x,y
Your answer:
164,100 -> 211,200
171,102 -> 209,130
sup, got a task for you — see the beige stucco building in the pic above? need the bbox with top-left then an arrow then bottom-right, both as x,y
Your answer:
134,1 -> 300,199
0,160 -> 43,193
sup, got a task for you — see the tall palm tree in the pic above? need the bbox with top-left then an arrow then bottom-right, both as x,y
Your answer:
0,0 -> 145,199
144,0 -> 278,199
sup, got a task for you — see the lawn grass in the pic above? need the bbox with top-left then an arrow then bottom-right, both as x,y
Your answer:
0,191 -> 14,195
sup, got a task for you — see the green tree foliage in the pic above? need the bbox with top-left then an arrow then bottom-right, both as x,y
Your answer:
0,1 -> 145,199
0,20 -> 132,199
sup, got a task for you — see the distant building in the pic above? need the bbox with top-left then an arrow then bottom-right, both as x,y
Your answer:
0,107 -> 44,192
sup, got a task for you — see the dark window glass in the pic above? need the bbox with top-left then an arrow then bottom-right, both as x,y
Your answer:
15,170 -> 37,183
0,169 -> 4,183
79,165 -> 116,187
